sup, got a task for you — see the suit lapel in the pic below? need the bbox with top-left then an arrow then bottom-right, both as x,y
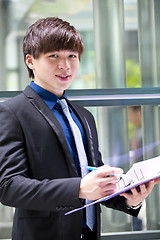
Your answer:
23,86 -> 78,176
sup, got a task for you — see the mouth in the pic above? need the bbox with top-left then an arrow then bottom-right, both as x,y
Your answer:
55,74 -> 71,81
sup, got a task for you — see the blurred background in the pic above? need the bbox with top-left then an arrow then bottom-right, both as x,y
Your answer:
0,0 -> 140,91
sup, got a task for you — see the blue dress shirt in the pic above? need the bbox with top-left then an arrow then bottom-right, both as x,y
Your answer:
30,81 -> 87,177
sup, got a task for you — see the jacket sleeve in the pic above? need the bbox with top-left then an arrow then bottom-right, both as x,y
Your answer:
0,102 -> 82,211
101,194 -> 141,217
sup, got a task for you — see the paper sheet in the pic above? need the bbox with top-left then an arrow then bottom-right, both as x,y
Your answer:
65,156 -> 160,216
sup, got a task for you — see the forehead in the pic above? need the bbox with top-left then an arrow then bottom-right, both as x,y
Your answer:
46,50 -> 79,54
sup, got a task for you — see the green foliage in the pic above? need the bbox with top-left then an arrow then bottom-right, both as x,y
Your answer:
126,60 -> 141,140
126,59 -> 141,88
30,0 -> 90,16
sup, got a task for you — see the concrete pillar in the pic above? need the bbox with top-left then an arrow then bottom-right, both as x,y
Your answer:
137,0 -> 160,230
93,0 -> 131,233
0,0 -> 8,90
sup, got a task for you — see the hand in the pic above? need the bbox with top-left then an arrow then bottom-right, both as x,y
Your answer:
153,176 -> 160,185
79,165 -> 123,201
120,179 -> 157,207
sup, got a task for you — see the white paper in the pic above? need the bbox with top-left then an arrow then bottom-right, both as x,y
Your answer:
65,156 -> 160,215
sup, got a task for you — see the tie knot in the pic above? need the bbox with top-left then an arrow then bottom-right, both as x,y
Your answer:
57,99 -> 67,110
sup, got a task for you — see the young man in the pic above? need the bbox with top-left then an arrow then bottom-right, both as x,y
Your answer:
0,17 -> 158,240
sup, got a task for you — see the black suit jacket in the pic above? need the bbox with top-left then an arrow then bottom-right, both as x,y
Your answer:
0,86 -> 140,240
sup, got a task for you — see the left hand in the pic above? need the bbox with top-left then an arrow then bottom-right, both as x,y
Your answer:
120,177 -> 160,207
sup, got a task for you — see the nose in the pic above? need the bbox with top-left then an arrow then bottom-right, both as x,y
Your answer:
58,59 -> 70,70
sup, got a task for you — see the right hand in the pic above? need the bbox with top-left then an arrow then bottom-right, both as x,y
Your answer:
79,165 -> 123,201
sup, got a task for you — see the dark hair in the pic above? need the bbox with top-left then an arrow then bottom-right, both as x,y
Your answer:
130,106 -> 141,112
23,17 -> 84,78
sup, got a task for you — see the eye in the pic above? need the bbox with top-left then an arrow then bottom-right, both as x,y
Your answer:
69,54 -> 78,59
49,54 -> 58,58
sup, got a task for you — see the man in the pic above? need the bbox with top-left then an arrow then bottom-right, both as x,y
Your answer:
0,17 -> 158,240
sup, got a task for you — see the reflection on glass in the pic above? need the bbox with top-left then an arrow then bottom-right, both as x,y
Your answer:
128,106 -> 143,163
128,105 -> 144,231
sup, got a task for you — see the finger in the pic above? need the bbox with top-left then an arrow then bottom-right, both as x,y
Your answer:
104,189 -> 117,196
103,183 -> 118,195
97,165 -> 110,169
136,184 -> 147,195
130,187 -> 139,195
120,191 -> 132,199
154,177 -> 160,184
128,182 -> 153,199
95,167 -> 123,178
120,187 -> 139,198
97,176 -> 119,188
148,180 -> 155,188
144,180 -> 154,193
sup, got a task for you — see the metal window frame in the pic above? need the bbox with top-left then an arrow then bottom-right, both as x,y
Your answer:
1,88 -> 160,106
101,230 -> 160,240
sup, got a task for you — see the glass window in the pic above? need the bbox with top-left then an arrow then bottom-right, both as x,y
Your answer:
0,0 -> 95,91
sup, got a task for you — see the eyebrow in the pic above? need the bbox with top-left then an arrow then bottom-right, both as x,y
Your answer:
48,50 -> 78,53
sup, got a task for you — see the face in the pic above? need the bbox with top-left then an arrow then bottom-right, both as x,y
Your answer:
26,50 -> 80,97
128,107 -> 141,127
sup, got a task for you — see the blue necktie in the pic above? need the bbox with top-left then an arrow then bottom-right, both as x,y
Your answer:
58,99 -> 95,230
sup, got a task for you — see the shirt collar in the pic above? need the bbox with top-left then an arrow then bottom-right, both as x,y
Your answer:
30,81 -> 67,109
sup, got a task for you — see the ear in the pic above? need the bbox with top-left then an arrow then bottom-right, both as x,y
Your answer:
26,54 -> 34,70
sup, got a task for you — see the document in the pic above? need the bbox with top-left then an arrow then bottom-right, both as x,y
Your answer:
65,156 -> 160,215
